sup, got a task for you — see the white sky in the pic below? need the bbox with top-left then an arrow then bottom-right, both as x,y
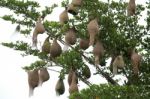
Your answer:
0,0 -> 147,99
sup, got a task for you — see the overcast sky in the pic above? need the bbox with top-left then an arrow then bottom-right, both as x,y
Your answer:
0,0 -> 147,99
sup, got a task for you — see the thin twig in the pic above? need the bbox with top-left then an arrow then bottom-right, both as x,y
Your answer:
47,68 -> 60,73
78,76 -> 92,86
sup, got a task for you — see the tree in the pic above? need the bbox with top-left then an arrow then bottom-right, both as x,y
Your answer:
0,0 -> 150,98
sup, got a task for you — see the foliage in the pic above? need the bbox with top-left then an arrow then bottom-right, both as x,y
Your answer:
70,84 -> 150,99
23,60 -> 47,70
0,0 -> 150,98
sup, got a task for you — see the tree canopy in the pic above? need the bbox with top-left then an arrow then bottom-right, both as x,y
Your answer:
0,0 -> 150,99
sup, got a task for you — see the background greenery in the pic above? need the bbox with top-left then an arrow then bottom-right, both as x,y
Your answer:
0,0 -> 149,99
